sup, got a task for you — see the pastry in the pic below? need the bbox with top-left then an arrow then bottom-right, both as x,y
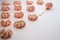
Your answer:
37,0 -> 44,5
1,5 -> 10,11
14,11 -> 24,18
14,5 -> 22,11
14,20 -> 26,29
0,29 -> 13,39
26,0 -> 33,5
2,1 -> 10,5
1,20 -> 11,27
14,1 -> 21,5
28,14 -> 38,21
26,6 -> 35,12
45,2 -> 53,10
1,11 -> 10,19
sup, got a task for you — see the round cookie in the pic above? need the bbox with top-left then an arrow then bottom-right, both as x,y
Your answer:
14,1 -> 21,5
14,11 -> 24,18
0,29 -> 13,39
28,14 -> 38,21
2,1 -> 10,5
1,11 -> 10,19
1,20 -> 11,27
14,5 -> 22,11
26,0 -> 33,5
14,20 -> 26,29
26,6 -> 35,12
45,2 -> 53,10
1,5 -> 10,11
37,0 -> 44,5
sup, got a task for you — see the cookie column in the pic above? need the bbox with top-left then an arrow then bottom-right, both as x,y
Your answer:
13,0 -> 26,29
26,0 -> 38,21
1,0 -> 11,27
0,0 -> 13,39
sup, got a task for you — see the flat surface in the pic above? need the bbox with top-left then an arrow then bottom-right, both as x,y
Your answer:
0,0 -> 60,40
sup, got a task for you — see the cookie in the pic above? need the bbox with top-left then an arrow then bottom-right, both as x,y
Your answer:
14,20 -> 26,29
45,2 -> 53,10
37,0 -> 44,5
26,0 -> 33,5
1,5 -> 10,11
26,6 -> 35,12
1,20 -> 11,27
0,29 -> 13,39
14,11 -> 24,18
28,14 -> 38,21
14,5 -> 22,11
1,11 -> 10,19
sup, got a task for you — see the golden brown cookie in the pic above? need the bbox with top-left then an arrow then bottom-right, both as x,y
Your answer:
0,29 -> 13,39
1,20 -> 11,27
37,0 -> 44,5
14,1 -> 21,5
26,6 -> 35,12
14,5 -> 22,11
45,2 -> 53,10
14,11 -> 24,18
2,1 -> 10,5
26,0 -> 33,5
1,5 -> 10,11
28,14 -> 38,21
14,20 -> 26,29
1,11 -> 10,19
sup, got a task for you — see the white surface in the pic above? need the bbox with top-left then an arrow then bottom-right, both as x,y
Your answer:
0,0 -> 60,40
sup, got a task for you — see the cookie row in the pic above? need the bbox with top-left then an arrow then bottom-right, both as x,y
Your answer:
0,13 -> 38,27
1,0 -> 53,11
